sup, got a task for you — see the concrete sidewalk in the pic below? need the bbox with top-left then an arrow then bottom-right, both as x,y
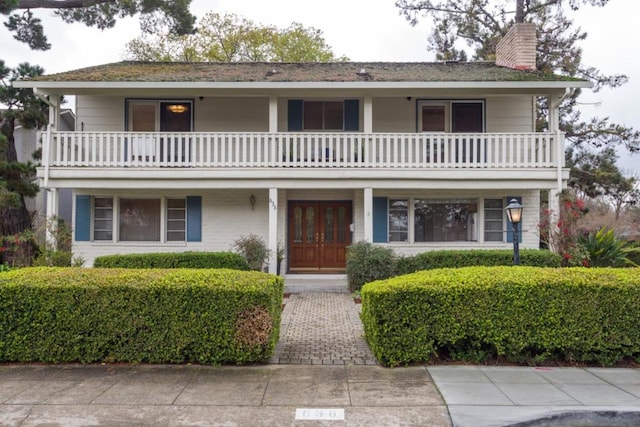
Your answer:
2,364 -> 640,426
430,365 -> 640,426
0,364 -> 449,426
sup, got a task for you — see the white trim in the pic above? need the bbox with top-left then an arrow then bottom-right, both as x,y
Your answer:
363,188 -> 373,242
17,81 -> 592,90
268,188 -> 278,274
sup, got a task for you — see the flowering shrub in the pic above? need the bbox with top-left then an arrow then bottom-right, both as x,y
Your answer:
0,230 -> 38,267
539,192 -> 589,266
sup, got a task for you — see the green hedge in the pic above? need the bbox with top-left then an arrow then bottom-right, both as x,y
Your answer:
94,252 -> 249,270
361,266 -> 640,367
395,249 -> 561,274
0,267 -> 282,364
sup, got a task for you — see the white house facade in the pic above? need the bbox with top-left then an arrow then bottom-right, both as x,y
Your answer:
15,24 -> 591,272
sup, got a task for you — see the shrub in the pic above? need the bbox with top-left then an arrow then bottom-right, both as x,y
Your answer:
232,234 -> 270,271
0,267 -> 283,364
626,241 -> 640,266
346,241 -> 396,292
94,252 -> 249,270
580,227 -> 639,267
361,266 -> 640,367
395,249 -> 561,274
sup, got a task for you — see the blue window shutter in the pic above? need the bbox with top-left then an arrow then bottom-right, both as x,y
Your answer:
75,195 -> 91,241
288,100 -> 303,131
186,196 -> 202,242
344,99 -> 359,131
506,196 -> 523,243
372,197 -> 388,243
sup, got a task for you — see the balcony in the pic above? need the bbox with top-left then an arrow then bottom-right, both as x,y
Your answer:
45,131 -> 561,170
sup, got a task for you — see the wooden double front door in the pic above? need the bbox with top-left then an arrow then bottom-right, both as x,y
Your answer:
288,201 -> 352,271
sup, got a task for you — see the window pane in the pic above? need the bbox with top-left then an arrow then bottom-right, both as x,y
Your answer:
452,102 -> 483,133
130,104 -> 156,132
389,199 -> 408,242
414,199 -> 477,242
305,207 -> 315,242
167,199 -> 186,209
167,231 -> 186,241
166,198 -> 186,241
294,207 -> 302,243
324,207 -> 334,243
324,102 -> 343,130
422,105 -> 446,132
120,199 -> 160,241
303,102 -> 323,130
160,102 -> 191,132
338,207 -> 346,243
484,198 -> 504,242
93,197 -> 113,241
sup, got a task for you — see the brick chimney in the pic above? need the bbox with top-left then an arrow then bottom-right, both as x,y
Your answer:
495,23 -> 537,70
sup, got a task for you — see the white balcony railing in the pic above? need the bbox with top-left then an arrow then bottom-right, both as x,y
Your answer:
46,132 -> 560,169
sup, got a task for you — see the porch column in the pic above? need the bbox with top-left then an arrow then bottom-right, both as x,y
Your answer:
45,188 -> 59,246
548,189 -> 561,253
269,96 -> 278,133
363,188 -> 373,242
363,96 -> 373,133
268,187 -> 279,274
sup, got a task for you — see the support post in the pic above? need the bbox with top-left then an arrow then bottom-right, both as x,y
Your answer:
269,96 -> 278,133
45,188 -> 59,248
363,97 -> 373,133
364,188 -> 373,242
268,188 -> 279,274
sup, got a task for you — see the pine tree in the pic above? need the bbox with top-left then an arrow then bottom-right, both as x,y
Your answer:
0,61 -> 48,235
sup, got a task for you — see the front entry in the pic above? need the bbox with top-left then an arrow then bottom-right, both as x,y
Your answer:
288,201 -> 352,272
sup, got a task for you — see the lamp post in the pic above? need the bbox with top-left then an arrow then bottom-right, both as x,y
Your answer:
505,199 -> 523,265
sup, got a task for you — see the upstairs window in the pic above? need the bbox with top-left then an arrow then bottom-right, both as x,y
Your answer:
303,101 -> 344,130
418,100 -> 484,133
288,99 -> 359,131
127,100 -> 193,132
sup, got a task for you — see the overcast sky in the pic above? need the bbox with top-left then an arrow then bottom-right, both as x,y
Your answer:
1,0 -> 637,174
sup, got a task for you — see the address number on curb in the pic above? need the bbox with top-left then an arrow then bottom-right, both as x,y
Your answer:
295,408 -> 345,420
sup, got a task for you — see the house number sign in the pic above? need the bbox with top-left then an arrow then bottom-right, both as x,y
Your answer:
295,408 -> 345,420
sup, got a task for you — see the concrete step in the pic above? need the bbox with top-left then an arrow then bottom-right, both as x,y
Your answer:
283,274 -> 348,293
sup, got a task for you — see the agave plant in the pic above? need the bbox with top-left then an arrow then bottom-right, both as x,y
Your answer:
580,227 -> 639,268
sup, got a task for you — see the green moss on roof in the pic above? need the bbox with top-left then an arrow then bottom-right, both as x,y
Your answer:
27,61 -> 583,83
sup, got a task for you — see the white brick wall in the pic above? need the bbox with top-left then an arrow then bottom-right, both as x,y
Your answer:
72,188 -> 542,268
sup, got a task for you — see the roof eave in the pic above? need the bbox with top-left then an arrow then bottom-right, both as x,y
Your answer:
15,80 -> 593,91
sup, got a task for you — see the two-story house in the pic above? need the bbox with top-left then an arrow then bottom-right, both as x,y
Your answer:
15,24 -> 590,273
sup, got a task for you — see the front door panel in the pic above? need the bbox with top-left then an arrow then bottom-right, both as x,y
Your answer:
288,201 -> 352,271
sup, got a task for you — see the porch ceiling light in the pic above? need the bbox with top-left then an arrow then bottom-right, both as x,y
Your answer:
167,104 -> 187,113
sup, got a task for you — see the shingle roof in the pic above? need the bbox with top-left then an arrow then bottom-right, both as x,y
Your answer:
29,61 -> 582,83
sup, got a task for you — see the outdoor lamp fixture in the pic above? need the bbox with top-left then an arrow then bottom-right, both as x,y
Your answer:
505,199 -> 523,265
249,194 -> 256,210
167,104 -> 187,113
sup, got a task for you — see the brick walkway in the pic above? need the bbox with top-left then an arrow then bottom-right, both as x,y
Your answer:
270,292 -> 377,365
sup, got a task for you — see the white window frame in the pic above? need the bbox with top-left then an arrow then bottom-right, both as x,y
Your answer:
417,100 -> 485,133
302,100 -> 345,131
126,99 -> 194,132
91,196 -> 187,243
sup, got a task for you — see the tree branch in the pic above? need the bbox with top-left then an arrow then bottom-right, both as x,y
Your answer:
17,0 -> 114,9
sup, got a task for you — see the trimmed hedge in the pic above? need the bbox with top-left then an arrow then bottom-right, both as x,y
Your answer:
0,267 -> 282,364
361,266 -> 640,367
395,249 -> 561,274
94,252 -> 249,270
